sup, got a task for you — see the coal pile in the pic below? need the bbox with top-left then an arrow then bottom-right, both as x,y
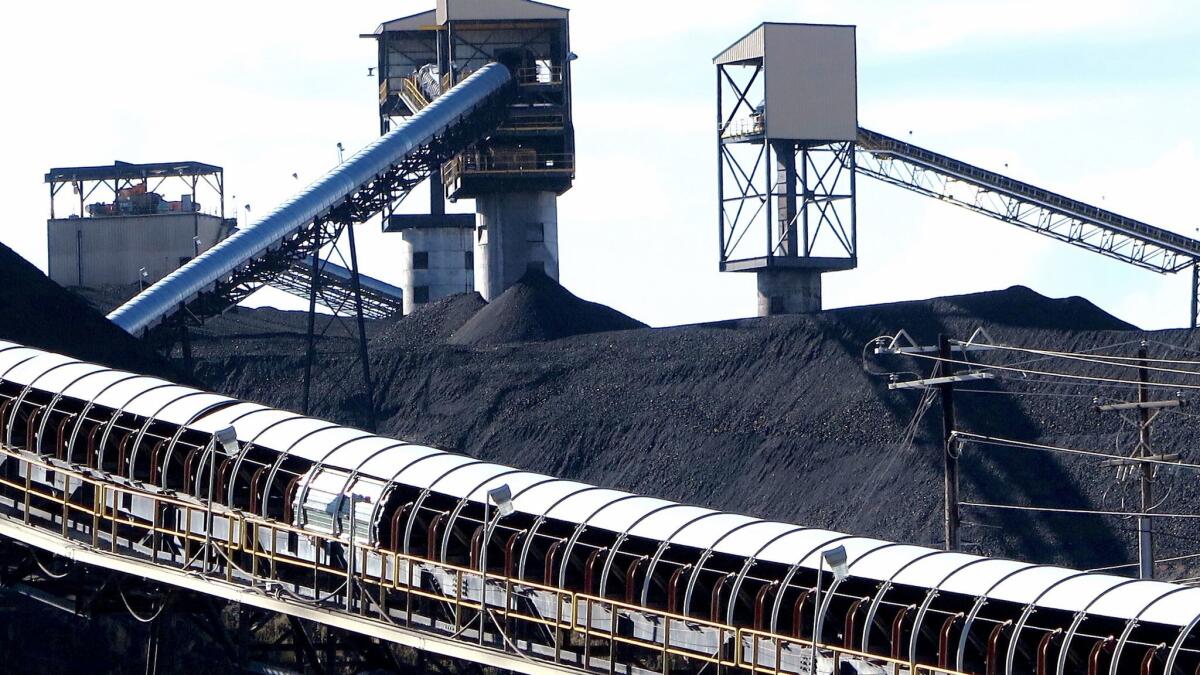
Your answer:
171,279 -> 1200,574
0,243 -> 175,379
450,270 -> 644,346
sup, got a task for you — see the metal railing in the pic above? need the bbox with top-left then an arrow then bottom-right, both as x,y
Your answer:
515,66 -> 563,86
442,153 -> 574,186
0,446 -> 967,675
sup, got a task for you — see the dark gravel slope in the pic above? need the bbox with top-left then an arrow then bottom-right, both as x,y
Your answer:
180,278 -> 1200,574
0,243 -> 175,379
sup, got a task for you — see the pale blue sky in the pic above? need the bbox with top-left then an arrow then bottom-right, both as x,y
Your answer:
2,1 -> 1197,328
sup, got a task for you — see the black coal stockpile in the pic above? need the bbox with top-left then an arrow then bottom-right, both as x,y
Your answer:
0,243 -> 175,379
178,274 -> 1200,576
449,270 -> 645,346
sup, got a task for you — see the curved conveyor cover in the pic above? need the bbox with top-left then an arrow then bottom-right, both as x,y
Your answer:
109,63 -> 512,336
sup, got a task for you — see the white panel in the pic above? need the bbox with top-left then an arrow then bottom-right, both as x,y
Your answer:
465,471 -> 556,503
91,377 -> 173,410
393,452 -> 474,489
1036,574 -> 1133,614
151,392 -> 236,426
546,488 -> 633,523
3,351 -> 80,386
1140,588 -> 1200,626
757,529 -> 847,566
712,520 -> 802,559
823,539 -> 900,573
28,361 -> 109,393
988,567 -> 1081,606
1087,580 -> 1184,621
587,497 -> 677,535
0,347 -> 42,378
61,371 -> 142,404
894,552 -> 988,590
251,417 -> 341,455
432,463 -> 520,499
317,436 -> 409,475
763,24 -> 856,141
511,480 -> 596,517
282,426 -> 373,463
122,385 -> 208,419
188,402 -> 273,434
627,504 -> 717,540
358,444 -> 443,480
669,513 -> 759,551
847,545 -> 940,582
935,558 -> 1030,597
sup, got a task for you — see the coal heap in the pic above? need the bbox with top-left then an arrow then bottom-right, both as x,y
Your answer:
170,280 -> 1200,574
0,243 -> 175,379
450,270 -> 645,346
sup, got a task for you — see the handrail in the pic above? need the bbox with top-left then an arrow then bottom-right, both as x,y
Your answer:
0,443 -> 970,675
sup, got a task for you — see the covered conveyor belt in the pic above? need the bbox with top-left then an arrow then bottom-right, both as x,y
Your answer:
108,64 -> 513,336
855,127 -> 1200,274
2,338 -> 1200,674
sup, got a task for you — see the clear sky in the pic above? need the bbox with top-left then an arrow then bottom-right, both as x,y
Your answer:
2,1 -> 1198,329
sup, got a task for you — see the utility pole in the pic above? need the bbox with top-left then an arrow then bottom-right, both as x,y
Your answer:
938,334 -> 960,551
1095,341 -> 1185,580
880,331 -> 994,551
1136,344 -> 1154,579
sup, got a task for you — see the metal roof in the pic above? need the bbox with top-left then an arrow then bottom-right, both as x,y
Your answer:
45,160 -> 223,184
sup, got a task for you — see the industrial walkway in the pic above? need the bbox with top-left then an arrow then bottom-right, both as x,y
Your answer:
0,340 -> 1198,674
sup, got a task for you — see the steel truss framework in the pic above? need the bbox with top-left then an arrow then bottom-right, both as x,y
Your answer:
716,64 -> 857,273
270,259 -> 404,321
854,127 -> 1200,326
148,94 -> 511,431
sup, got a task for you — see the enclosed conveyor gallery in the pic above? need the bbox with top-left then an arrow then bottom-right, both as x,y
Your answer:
0,339 -> 1199,674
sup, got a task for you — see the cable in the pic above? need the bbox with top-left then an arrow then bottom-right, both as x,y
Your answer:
960,502 -> 1200,519
1086,551 -> 1200,573
906,351 -> 1200,392
971,341 -> 1200,369
119,585 -> 169,623
955,432 -> 1200,472
32,550 -> 71,579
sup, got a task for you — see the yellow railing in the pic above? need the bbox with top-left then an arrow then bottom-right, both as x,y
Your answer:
0,446 -> 969,675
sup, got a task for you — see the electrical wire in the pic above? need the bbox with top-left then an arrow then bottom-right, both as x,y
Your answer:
905,350 -> 1200,392
119,585 -> 169,623
960,502 -> 1200,519
972,341 -> 1200,369
954,432 -> 1200,472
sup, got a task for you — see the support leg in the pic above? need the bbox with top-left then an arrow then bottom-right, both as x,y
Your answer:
302,253 -> 320,415
346,225 -> 378,432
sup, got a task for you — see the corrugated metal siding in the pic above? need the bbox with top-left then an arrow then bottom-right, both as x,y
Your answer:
713,24 -> 764,65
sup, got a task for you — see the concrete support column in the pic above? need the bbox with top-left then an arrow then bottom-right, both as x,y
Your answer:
473,191 -> 559,300
756,269 -> 822,316
398,226 -> 475,314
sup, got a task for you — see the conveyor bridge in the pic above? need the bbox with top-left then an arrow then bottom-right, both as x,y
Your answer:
854,128 -> 1200,324
0,340 -> 1199,675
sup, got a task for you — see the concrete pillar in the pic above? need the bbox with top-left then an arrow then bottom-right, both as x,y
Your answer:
397,226 -> 475,314
473,191 -> 558,300
756,269 -> 822,316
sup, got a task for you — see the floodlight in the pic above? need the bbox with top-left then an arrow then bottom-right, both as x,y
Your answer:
214,426 -> 240,457
822,545 -> 849,582
487,483 -> 514,517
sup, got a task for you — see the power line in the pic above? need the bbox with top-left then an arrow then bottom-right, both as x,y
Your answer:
904,350 -> 1200,393
954,432 -> 1200,472
961,502 -> 1200,520
961,341 -> 1200,379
